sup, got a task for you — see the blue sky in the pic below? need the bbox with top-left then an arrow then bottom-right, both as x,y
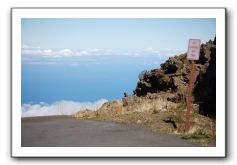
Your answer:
21,18 -> 216,104
22,18 -> 215,51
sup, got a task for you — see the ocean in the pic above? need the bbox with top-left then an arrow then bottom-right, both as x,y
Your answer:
21,54 -> 169,116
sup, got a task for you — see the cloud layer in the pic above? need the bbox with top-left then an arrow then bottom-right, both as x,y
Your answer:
22,45 -> 111,57
21,44 -> 185,66
22,45 -> 76,57
22,44 -> 185,58
21,99 -> 108,117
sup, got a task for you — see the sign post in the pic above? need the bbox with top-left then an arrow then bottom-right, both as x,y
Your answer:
185,39 -> 201,132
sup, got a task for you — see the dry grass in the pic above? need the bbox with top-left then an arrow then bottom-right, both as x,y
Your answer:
73,95 -> 216,147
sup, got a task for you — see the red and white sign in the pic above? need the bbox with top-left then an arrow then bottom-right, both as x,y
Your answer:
187,39 -> 201,60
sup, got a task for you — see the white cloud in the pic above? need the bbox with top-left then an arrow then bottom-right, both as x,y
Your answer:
21,99 -> 108,117
145,47 -> 154,51
144,47 -> 160,54
42,49 -> 54,56
76,49 -> 102,56
78,50 -> 89,55
21,44 -> 186,59
58,49 -> 74,56
22,45 -> 76,57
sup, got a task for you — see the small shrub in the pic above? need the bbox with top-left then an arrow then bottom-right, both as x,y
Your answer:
149,104 -> 159,114
95,111 -> 100,118
177,103 -> 186,110
182,128 -> 210,139
175,53 -> 187,62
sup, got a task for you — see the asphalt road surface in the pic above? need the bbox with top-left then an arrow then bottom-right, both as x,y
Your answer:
22,116 -> 198,147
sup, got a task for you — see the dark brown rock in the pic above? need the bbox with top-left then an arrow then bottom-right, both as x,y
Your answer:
194,46 -> 216,117
133,37 -> 217,117
161,57 -> 183,74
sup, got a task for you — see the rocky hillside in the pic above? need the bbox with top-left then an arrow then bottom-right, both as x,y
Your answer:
73,37 -> 217,146
134,37 -> 216,117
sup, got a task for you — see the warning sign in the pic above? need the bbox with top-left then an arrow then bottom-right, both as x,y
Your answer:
187,39 -> 201,60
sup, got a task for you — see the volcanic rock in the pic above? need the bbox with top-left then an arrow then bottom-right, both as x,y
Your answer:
133,37 -> 216,117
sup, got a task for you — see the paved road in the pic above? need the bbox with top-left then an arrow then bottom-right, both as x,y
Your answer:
22,116 -> 198,147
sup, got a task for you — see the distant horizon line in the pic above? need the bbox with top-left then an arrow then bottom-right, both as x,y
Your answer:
22,45 -> 186,57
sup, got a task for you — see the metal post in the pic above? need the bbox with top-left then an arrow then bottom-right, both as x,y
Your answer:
185,60 -> 195,132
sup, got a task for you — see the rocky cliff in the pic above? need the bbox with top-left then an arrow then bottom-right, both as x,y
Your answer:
134,37 -> 216,117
